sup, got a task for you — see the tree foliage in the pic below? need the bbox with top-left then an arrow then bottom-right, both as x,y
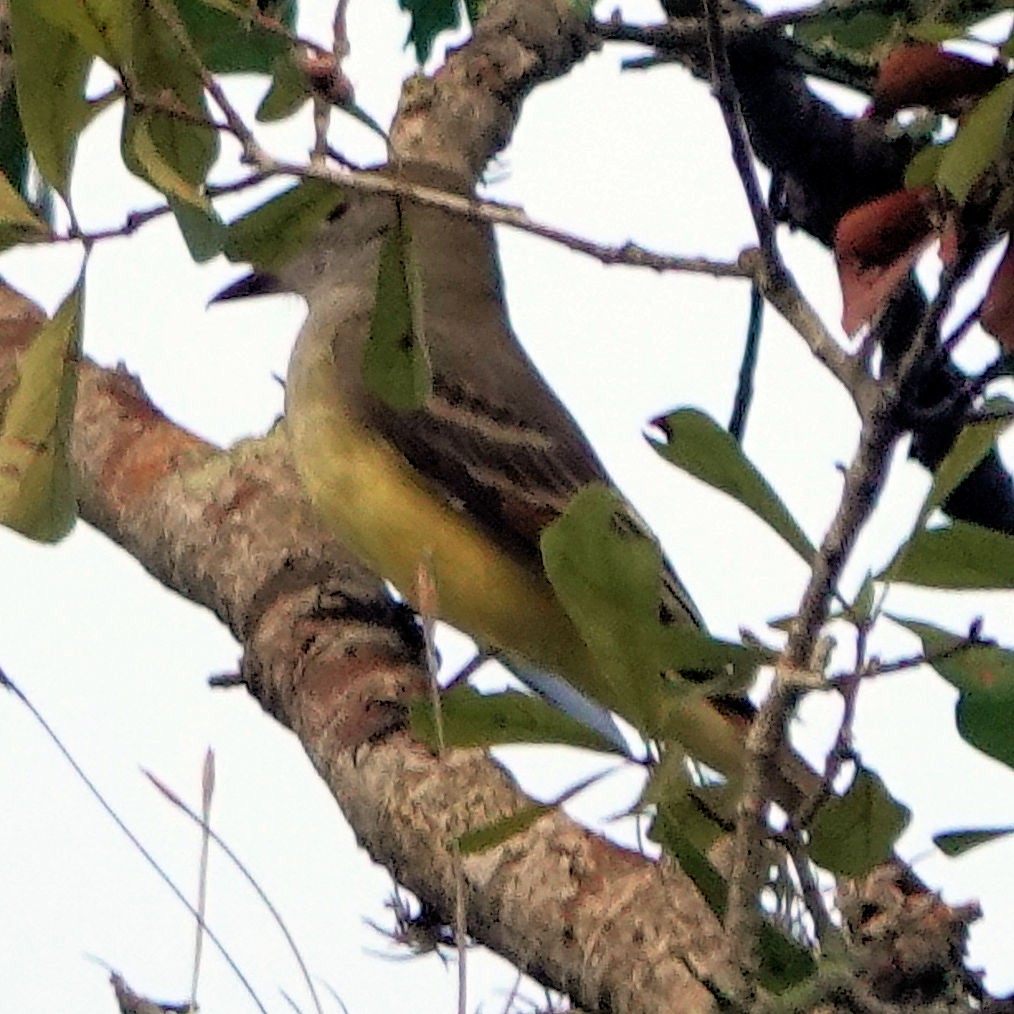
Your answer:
3,0 -> 1014,1010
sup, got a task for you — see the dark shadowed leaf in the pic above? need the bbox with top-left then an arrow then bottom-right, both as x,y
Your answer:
921,398 -> 1014,522
399,0 -> 462,64
934,827 -> 1014,856
891,616 -> 1014,769
810,768 -> 910,877
650,408 -> 814,563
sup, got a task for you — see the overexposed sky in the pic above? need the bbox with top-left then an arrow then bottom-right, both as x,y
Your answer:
1,2 -> 1013,1010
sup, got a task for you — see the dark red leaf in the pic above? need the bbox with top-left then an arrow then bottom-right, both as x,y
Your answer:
873,43 -> 1007,118
834,188 -> 940,335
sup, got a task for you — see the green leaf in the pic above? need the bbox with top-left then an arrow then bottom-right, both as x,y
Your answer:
457,804 -> 550,854
364,212 -> 432,411
127,113 -> 210,209
880,521 -> 1014,588
176,0 -> 294,74
920,399 -> 1014,523
223,179 -> 347,271
891,616 -> 1014,768
938,77 -> 1014,204
809,769 -> 910,878
934,826 -> 1014,856
457,770 -> 609,853
0,170 -> 49,250
649,797 -> 815,991
541,483 -> 676,725
792,11 -> 894,56
256,51 -> 310,122
756,927 -> 817,994
410,686 -> 624,753
171,199 -> 224,262
113,0 -> 219,204
651,408 -> 815,564
643,753 -> 731,853
399,0 -> 462,64
10,0 -> 94,195
27,0 -> 115,62
0,272 -> 84,542
905,142 -> 946,189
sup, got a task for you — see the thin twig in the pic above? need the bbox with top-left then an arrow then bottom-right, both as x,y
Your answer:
701,0 -> 776,259
0,669 -> 268,1014
257,156 -> 751,277
144,768 -> 325,1014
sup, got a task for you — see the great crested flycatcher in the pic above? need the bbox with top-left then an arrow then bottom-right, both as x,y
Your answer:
217,163 -> 757,778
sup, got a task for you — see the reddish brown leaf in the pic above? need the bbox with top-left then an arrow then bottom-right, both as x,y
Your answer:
872,43 -> 1007,118
835,188 -> 940,335
981,237 -> 1014,350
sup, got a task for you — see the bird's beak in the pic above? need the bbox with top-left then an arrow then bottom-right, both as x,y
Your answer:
209,271 -> 282,304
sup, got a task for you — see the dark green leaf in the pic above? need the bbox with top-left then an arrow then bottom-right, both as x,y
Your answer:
0,87 -> 30,206
176,0 -> 294,74
10,0 -> 93,195
223,179 -> 347,270
921,399 -> 1013,522
792,11 -> 894,56
756,926 -> 817,994
651,408 -> 815,563
399,0 -> 462,64
938,77 -> 1014,204
364,212 -> 432,411
891,616 -> 1014,768
410,686 -> 624,753
880,521 -> 1014,588
934,826 -> 1014,856
809,769 -> 910,878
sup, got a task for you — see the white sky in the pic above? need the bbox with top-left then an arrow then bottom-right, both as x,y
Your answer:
1,1 -> 1013,1010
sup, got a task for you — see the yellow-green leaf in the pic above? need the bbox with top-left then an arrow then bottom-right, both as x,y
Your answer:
0,170 -> 49,250
0,274 -> 84,541
127,113 -> 209,209
938,76 -> 1014,204
10,0 -> 94,194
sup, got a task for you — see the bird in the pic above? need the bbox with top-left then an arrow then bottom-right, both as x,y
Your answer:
215,161 -> 760,780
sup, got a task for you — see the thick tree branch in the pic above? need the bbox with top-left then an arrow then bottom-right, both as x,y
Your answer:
0,280 -> 746,1014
